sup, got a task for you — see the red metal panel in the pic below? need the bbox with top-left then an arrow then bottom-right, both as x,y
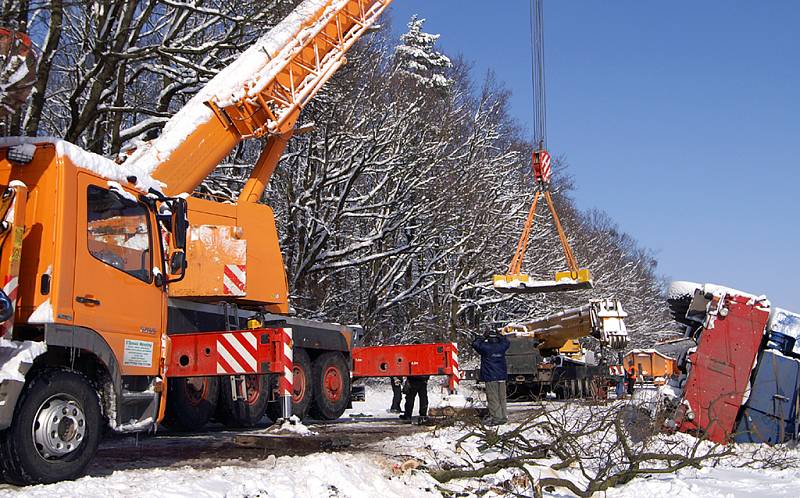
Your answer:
167,328 -> 286,377
677,294 -> 770,443
352,343 -> 457,378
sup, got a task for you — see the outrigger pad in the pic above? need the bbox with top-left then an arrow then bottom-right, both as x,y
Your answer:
494,279 -> 594,294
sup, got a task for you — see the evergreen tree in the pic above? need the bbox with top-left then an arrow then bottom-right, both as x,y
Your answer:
393,16 -> 453,90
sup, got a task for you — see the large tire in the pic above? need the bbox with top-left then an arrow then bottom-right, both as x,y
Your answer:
163,376 -> 219,431
266,348 -> 312,421
309,352 -> 351,420
218,374 -> 270,428
0,369 -> 102,485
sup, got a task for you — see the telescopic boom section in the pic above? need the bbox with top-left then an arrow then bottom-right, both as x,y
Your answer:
137,0 -> 393,197
502,299 -> 629,353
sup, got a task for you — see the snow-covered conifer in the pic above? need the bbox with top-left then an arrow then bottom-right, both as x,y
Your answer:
393,16 -> 453,90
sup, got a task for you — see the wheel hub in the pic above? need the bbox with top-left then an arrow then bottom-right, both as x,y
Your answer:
33,396 -> 86,459
324,367 -> 342,402
244,375 -> 261,405
184,378 -> 208,406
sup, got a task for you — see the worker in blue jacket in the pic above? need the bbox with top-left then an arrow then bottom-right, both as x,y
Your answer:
472,331 -> 511,426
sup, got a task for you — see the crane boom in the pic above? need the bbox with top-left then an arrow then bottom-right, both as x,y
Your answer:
503,299 -> 628,353
127,0 -> 392,197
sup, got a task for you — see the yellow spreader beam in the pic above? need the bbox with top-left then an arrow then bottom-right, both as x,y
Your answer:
493,269 -> 593,294
494,165 -> 593,294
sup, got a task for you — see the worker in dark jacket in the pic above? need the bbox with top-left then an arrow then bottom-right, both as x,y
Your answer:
472,331 -> 511,426
399,375 -> 429,423
626,367 -> 637,397
389,376 -> 403,413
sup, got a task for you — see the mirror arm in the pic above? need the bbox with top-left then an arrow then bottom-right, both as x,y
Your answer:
151,203 -> 170,289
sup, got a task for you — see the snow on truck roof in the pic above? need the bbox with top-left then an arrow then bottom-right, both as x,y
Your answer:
668,280 -> 764,302
124,0 -> 336,176
0,136 -> 164,193
769,308 -> 800,339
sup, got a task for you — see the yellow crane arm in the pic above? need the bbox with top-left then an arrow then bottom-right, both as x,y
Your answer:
503,299 -> 629,353
128,0 -> 393,197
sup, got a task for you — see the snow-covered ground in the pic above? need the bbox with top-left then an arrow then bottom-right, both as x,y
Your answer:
0,452 -> 439,498
1,383 -> 799,497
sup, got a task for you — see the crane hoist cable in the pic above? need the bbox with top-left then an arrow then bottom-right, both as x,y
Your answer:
530,0 -> 546,149
493,0 -> 593,294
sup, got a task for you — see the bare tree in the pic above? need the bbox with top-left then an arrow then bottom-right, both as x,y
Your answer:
7,0 -> 298,152
432,401 -> 734,497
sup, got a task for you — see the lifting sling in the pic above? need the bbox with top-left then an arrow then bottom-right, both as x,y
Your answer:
493,149 -> 592,293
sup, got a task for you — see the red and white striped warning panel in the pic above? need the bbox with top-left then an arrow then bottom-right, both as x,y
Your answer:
540,150 -> 552,183
533,149 -> 552,184
448,342 -> 461,393
277,328 -> 293,396
609,365 -> 626,376
223,264 -> 247,296
216,331 -> 258,374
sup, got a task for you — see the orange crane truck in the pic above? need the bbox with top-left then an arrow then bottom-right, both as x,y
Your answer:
0,0 -> 461,485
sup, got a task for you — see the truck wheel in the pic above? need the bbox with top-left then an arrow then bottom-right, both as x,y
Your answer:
266,348 -> 312,421
163,376 -> 219,431
0,369 -> 102,485
218,375 -> 270,427
309,352 -> 351,420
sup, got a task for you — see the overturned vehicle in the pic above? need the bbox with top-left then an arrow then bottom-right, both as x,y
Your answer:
658,281 -> 800,444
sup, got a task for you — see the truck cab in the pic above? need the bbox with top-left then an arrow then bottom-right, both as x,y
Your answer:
0,139 -> 185,483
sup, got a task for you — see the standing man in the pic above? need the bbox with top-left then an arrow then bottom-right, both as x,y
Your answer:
389,376 -> 403,413
615,374 -> 625,399
626,367 -> 637,398
472,331 -> 511,426
399,375 -> 429,423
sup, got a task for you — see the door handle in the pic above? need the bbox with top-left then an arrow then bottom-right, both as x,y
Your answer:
76,296 -> 101,306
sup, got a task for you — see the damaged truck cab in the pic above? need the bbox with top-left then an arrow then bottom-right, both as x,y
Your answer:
662,283 -> 800,445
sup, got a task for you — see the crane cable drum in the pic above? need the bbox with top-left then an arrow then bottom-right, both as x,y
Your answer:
493,0 -> 592,294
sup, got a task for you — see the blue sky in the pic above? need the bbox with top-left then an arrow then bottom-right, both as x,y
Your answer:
388,1 -> 799,311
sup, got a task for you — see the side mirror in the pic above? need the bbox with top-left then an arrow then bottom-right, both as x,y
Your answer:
171,198 -> 188,250
170,251 -> 186,275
